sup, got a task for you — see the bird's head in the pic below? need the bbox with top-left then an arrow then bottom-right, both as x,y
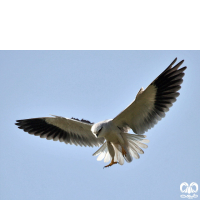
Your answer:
91,121 -> 105,138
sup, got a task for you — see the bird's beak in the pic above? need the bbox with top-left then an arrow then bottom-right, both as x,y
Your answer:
96,132 -> 99,138
92,132 -> 98,138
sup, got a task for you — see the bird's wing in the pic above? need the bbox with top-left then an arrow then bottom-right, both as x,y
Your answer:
15,115 -> 105,147
112,58 -> 187,134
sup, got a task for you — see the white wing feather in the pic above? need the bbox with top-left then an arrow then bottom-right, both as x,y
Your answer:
112,58 -> 186,134
16,115 -> 104,147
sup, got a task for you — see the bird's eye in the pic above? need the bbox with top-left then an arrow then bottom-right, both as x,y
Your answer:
96,127 -> 102,137
98,127 -> 102,133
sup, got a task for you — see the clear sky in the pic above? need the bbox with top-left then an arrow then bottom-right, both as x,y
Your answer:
0,51 -> 199,200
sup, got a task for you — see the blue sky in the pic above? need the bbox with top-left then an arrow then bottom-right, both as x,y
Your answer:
0,51 -> 199,200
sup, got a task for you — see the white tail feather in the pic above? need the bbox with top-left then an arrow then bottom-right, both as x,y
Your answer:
128,145 -> 140,159
134,140 -> 148,148
141,139 -> 149,143
97,152 -> 106,161
92,133 -> 149,165
123,146 -> 133,162
128,140 -> 144,154
113,144 -> 124,165
104,151 -> 111,163
93,142 -> 107,156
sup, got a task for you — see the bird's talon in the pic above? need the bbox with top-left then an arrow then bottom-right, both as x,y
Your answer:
103,159 -> 118,168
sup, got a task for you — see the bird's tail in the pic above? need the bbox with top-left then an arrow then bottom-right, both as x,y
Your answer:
121,133 -> 149,162
93,133 -> 149,165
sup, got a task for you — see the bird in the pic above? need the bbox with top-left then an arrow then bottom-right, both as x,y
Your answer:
15,58 -> 187,168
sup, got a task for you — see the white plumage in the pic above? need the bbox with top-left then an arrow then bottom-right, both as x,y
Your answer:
15,58 -> 186,168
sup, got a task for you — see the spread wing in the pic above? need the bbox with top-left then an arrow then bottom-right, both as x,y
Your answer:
112,58 -> 187,134
15,115 -> 104,147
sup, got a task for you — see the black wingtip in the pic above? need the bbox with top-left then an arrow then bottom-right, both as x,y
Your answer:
178,60 -> 184,65
15,119 -> 25,126
173,57 -> 177,63
15,120 -> 20,126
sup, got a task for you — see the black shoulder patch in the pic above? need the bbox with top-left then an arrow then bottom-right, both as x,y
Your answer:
71,117 -> 93,124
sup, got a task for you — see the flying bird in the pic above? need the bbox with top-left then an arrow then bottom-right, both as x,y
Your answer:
15,58 -> 186,168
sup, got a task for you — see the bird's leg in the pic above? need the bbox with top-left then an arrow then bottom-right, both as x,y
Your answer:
103,159 -> 118,168
122,147 -> 127,157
